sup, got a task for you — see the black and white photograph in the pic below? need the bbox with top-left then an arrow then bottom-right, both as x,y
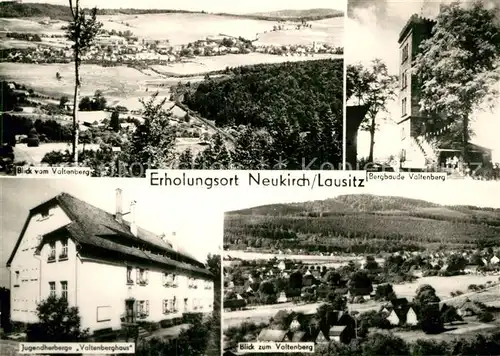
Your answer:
0,178 -> 222,355
345,0 -> 500,178
0,0 -> 344,176
221,181 -> 500,355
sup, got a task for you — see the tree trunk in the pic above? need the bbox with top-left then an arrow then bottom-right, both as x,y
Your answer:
72,47 -> 80,166
462,114 -> 469,165
368,115 -> 376,163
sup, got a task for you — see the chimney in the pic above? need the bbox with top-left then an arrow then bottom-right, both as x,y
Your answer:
115,188 -> 123,223
130,200 -> 137,236
170,231 -> 178,252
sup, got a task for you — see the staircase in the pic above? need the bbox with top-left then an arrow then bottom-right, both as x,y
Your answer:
137,326 -> 149,339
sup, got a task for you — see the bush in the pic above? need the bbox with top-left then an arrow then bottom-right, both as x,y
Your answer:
478,311 -> 494,323
26,137 -> 40,147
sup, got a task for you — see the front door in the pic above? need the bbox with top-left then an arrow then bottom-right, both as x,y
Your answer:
125,300 -> 135,323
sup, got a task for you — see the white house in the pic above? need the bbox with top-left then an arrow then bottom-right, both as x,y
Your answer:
7,189 -> 214,334
277,292 -> 287,303
490,256 -> 500,265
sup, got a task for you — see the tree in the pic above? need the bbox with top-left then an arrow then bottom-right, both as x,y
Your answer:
64,0 -> 102,165
347,60 -> 397,162
374,283 -> 396,301
348,270 -> 373,296
414,1 -> 500,164
178,148 -> 194,169
59,96 -> 69,109
28,295 -> 88,342
411,339 -> 449,356
325,269 -> 342,286
258,281 -> 276,304
128,93 -> 177,171
414,284 -> 443,334
327,293 -> 347,311
446,254 -> 467,273
110,110 -> 120,132
289,270 -> 303,290
361,332 -> 410,356
440,304 -> 462,324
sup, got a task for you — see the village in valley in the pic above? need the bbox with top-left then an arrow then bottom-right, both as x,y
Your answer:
222,193 -> 500,355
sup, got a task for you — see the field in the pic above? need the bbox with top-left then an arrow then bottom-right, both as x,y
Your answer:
392,275 -> 500,301
0,17 -> 66,35
152,53 -> 339,75
0,63 -> 152,98
255,17 -> 343,46
97,13 -> 280,44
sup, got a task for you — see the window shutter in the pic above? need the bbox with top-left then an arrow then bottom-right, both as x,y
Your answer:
136,268 -> 139,283
146,300 -> 149,315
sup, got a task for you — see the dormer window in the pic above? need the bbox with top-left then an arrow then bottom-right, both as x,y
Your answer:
14,271 -> 20,287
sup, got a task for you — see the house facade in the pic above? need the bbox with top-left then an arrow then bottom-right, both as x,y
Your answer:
7,190 -> 214,334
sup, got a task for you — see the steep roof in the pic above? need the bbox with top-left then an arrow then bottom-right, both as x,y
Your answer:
257,329 -> 288,342
7,193 -> 211,277
398,14 -> 436,44
329,325 -> 347,337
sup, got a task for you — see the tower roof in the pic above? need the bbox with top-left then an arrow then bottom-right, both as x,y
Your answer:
398,14 -> 436,44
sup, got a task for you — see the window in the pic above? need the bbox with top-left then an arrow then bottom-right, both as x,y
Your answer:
60,239 -> 68,260
49,282 -> 56,297
172,274 -> 178,287
48,242 -> 56,262
14,271 -> 20,287
126,267 -> 133,284
401,43 -> 409,63
61,281 -> 68,300
402,97 -> 407,117
137,269 -> 148,285
401,71 -> 408,89
138,300 -> 149,318
173,297 -> 178,312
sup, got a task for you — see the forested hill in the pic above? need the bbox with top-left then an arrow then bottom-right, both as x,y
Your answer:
0,2 -> 201,20
182,59 -> 343,169
248,8 -> 344,20
224,195 -> 500,253
0,2 -> 341,21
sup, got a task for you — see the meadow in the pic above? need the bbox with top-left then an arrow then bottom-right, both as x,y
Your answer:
0,63 -> 152,98
255,17 -> 343,46
151,53 -> 339,75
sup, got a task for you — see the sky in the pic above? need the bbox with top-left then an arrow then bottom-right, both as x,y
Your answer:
346,0 -> 500,163
22,0 -> 346,14
2,176 -> 499,287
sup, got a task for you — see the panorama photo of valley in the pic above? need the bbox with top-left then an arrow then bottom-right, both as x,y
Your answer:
0,0 -> 345,176
223,191 -> 500,355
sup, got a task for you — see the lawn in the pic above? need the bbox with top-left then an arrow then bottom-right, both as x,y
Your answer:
14,143 -> 100,164
151,53 -> 340,75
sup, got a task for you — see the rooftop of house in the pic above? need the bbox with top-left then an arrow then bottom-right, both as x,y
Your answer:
7,192 -> 211,278
398,13 -> 437,44
257,329 -> 288,342
329,325 -> 347,336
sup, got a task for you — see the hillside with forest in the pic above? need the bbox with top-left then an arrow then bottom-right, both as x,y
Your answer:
0,2 -> 342,21
181,59 -> 343,169
224,195 -> 500,253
